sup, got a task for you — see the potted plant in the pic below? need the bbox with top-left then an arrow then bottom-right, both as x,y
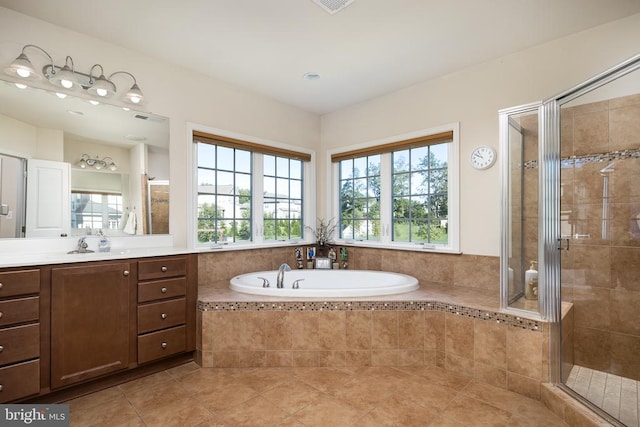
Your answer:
307,218 -> 337,247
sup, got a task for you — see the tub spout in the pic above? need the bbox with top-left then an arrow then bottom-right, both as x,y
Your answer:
276,263 -> 291,288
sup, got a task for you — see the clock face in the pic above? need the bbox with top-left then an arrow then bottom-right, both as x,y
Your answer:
470,146 -> 496,170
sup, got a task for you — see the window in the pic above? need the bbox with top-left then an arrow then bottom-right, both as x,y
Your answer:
192,130 -> 312,248
339,155 -> 380,240
196,144 -> 252,244
263,155 -> 303,241
332,126 -> 459,252
71,192 -> 123,232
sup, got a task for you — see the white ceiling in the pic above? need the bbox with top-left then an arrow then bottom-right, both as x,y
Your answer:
1,0 -> 639,114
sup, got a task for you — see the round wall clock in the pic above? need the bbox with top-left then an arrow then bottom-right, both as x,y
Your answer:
470,146 -> 497,170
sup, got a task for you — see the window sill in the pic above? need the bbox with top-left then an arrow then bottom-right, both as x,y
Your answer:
195,240 -> 314,253
337,239 -> 462,255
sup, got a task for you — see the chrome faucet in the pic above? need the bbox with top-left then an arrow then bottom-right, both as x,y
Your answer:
276,263 -> 291,288
67,236 -> 95,254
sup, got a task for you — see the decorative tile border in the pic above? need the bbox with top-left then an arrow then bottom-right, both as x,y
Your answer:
197,299 -> 543,332
525,148 -> 640,170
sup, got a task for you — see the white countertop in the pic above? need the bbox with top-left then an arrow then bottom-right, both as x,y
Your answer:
0,235 -> 195,268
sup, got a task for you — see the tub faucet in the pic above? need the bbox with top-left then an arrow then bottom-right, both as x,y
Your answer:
276,263 -> 291,288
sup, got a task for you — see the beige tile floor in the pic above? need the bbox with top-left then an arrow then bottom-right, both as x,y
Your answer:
567,365 -> 639,427
65,362 -> 569,426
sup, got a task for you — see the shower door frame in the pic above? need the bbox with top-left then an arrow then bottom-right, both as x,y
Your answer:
544,53 -> 640,426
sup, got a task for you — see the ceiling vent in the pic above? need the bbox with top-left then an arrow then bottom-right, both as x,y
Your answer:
311,0 -> 355,15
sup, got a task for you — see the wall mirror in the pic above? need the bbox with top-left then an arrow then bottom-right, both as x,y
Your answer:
0,78 -> 169,238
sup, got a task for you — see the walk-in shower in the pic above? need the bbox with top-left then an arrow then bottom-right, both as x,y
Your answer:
500,53 -> 640,426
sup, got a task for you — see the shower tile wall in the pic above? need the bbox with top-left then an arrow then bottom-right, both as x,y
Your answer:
560,93 -> 640,381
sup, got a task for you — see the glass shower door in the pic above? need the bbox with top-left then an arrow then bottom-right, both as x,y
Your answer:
558,59 -> 640,427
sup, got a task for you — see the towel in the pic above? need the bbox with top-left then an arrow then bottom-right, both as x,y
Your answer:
123,209 -> 137,234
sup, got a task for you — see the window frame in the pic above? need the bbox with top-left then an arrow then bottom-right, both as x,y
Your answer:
188,124 -> 316,251
328,123 -> 460,253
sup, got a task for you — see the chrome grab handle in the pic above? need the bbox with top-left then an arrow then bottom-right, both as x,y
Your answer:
161,342 -> 168,349
292,279 -> 304,289
161,287 -> 168,293
161,313 -> 168,319
257,277 -> 270,288
161,266 -> 168,272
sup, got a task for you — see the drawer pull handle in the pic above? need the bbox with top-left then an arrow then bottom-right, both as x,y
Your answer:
161,266 -> 168,272
161,287 -> 168,293
0,345 -> 3,352
161,342 -> 168,349
0,282 -> 3,289
123,270 -> 130,276
161,313 -> 168,319
0,384 -> 3,392
0,312 -> 3,319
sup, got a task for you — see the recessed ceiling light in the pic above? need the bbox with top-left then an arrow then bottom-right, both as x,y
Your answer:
303,72 -> 321,81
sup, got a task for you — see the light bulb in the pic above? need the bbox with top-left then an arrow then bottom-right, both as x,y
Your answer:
129,95 -> 141,104
17,68 -> 31,78
61,79 -> 73,89
96,88 -> 107,97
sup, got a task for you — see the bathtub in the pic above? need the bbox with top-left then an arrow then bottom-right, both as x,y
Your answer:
230,269 -> 419,297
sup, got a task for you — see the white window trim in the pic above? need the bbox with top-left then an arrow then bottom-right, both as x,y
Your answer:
326,122 -> 460,254
187,123 -> 316,251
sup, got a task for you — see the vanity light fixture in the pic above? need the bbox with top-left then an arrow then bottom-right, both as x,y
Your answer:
78,154 -> 117,171
4,44 -> 145,104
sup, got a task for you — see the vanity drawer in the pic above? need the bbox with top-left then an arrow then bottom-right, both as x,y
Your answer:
138,257 -> 186,281
0,359 -> 40,403
0,297 -> 39,327
138,298 -> 186,334
138,325 -> 186,364
0,324 -> 39,366
138,277 -> 186,303
0,270 -> 40,298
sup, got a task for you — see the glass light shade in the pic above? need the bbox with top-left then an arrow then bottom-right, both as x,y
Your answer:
49,65 -> 77,89
87,74 -> 116,97
124,83 -> 144,104
4,53 -> 41,80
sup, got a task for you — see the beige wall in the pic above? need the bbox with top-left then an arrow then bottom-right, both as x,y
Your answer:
0,7 -> 321,247
2,7 -> 640,253
319,13 -> 640,256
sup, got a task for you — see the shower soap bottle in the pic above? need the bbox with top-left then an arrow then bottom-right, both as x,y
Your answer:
525,261 -> 538,300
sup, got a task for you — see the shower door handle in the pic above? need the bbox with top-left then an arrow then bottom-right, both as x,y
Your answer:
557,238 -> 570,251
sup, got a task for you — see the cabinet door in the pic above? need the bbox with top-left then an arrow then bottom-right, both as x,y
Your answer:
51,262 -> 131,389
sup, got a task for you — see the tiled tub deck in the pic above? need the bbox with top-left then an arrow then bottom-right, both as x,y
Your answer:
197,284 -> 547,401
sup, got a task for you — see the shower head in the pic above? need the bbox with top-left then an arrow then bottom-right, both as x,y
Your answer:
600,162 -> 615,175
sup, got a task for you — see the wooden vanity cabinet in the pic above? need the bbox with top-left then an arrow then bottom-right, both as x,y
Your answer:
137,256 -> 196,364
0,269 -> 41,403
50,261 -> 135,389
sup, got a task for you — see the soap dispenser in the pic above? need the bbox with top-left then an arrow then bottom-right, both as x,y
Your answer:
97,230 -> 111,253
525,261 -> 538,300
